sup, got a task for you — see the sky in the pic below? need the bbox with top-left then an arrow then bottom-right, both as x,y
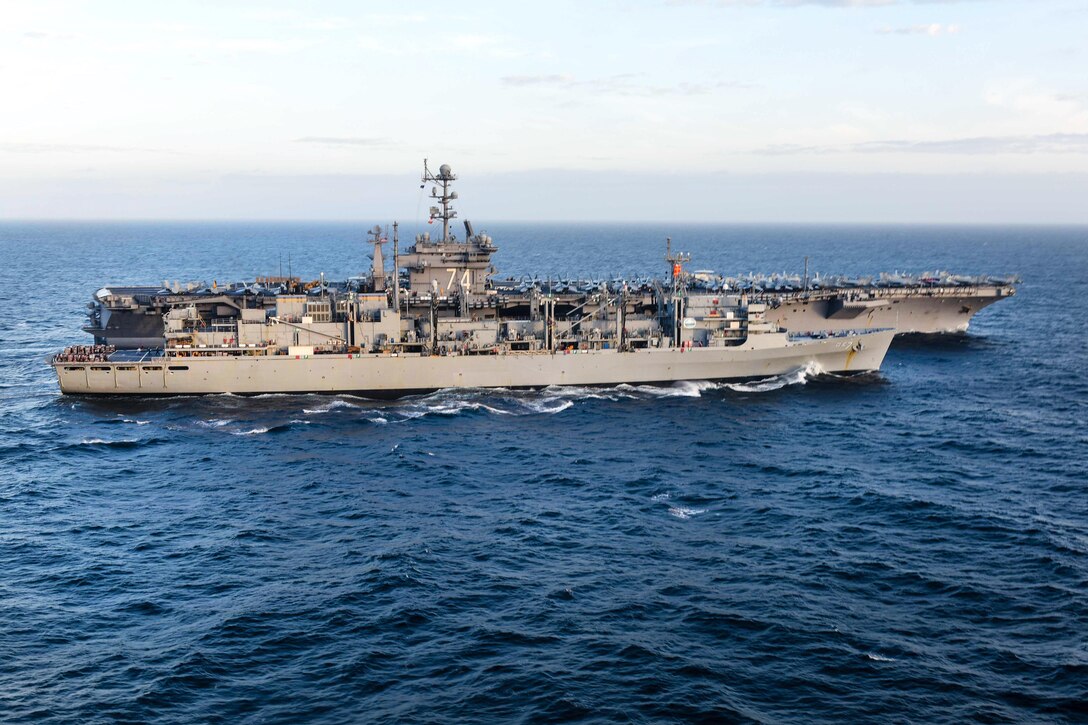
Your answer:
1,0 -> 1087,222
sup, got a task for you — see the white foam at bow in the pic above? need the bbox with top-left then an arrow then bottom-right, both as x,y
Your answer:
725,360 -> 825,393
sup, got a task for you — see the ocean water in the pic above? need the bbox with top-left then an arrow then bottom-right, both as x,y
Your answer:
1,221 -> 1086,723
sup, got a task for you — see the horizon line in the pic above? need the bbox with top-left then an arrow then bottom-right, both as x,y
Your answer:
2,218 -> 1088,228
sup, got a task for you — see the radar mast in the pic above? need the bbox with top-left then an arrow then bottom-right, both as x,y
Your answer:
422,159 -> 458,243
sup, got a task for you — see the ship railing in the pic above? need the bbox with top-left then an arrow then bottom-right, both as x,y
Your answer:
787,327 -> 893,341
52,344 -> 118,363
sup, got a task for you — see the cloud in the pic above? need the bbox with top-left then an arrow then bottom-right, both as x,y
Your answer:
448,34 -> 526,58
501,73 -> 751,96
299,18 -> 352,31
755,133 -> 1088,155
293,137 -> 392,147
501,74 -> 575,87
362,12 -> 429,26
669,0 -> 981,7
21,30 -> 79,40
985,81 -> 1088,125
0,142 -> 181,154
357,30 -> 522,58
215,38 -> 311,53
876,23 -> 961,35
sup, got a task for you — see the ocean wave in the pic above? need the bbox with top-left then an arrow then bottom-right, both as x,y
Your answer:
537,384 -> 625,401
418,400 -> 512,417
725,361 -> 824,393
618,380 -> 722,398
80,438 -> 129,446
229,423 -> 292,436
99,417 -> 152,426
303,399 -> 363,415
516,398 -> 574,415
866,653 -> 896,662
385,380 -> 731,420
75,437 -> 164,449
668,506 -> 706,520
390,389 -> 574,420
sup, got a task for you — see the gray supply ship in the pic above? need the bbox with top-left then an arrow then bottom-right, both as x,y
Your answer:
51,162 -> 893,396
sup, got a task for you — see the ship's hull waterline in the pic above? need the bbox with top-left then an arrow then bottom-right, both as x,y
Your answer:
53,331 -> 893,397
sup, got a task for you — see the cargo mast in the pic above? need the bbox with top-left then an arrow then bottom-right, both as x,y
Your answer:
665,237 -> 690,347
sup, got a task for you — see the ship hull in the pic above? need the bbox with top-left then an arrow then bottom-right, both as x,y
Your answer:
766,289 -> 1011,335
52,331 -> 893,397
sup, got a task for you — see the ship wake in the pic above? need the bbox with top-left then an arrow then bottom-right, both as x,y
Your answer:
196,364 -> 840,428
724,361 -> 825,393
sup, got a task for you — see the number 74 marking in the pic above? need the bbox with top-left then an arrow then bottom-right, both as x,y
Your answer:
446,268 -> 472,291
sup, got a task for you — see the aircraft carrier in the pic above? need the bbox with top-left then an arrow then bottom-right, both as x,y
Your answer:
82,256 -> 1016,351
50,162 -> 894,396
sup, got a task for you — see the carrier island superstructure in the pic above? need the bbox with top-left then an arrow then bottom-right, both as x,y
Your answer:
51,162 -> 893,396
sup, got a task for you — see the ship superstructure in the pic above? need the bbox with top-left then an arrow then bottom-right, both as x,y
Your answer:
50,162 -> 895,396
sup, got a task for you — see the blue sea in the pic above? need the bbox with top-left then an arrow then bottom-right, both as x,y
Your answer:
1,221 -> 1086,723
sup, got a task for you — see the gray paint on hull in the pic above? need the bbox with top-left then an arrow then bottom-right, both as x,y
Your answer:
53,331 -> 894,397
769,295 -> 1005,334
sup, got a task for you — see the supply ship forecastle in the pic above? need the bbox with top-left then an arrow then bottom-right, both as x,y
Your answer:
51,162 -> 894,396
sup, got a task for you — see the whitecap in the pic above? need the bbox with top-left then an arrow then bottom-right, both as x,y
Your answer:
617,380 -> 719,398
232,427 -> 269,436
79,438 -> 139,447
668,506 -> 706,520
398,398 -> 514,419
519,398 -> 574,415
539,384 -> 622,401
651,492 -> 671,502
866,653 -> 896,662
726,361 -> 824,393
303,399 -> 362,414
